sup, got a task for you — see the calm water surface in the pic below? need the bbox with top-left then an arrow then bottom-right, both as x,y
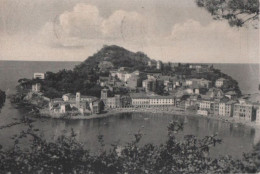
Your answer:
0,61 -> 260,159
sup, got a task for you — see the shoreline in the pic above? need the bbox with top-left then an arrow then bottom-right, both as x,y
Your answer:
36,107 -> 260,129
10,97 -> 260,129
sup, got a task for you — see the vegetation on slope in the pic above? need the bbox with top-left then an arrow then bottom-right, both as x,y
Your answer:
195,0 -> 259,27
14,45 -> 241,99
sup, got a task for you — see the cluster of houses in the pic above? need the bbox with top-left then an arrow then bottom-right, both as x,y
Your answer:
30,64 -> 260,124
48,92 -> 103,116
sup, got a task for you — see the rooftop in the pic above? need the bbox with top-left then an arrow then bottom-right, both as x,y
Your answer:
130,93 -> 174,99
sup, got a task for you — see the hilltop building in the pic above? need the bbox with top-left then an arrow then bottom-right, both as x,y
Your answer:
156,61 -> 162,70
148,61 -> 152,67
33,73 -> 45,80
215,78 -> 228,88
185,78 -> 211,88
189,64 -> 209,73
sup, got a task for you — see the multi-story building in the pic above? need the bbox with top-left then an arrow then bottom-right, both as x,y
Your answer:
89,100 -> 103,114
225,101 -> 236,117
126,75 -> 140,89
233,99 -> 253,121
199,100 -> 214,112
131,93 -> 174,108
213,99 -> 220,115
219,102 -> 226,116
185,78 -> 211,88
142,76 -> 157,92
105,95 -> 121,109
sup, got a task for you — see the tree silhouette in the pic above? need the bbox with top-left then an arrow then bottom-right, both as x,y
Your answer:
196,0 -> 259,27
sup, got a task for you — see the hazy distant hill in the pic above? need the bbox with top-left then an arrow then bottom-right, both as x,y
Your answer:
74,45 -> 155,72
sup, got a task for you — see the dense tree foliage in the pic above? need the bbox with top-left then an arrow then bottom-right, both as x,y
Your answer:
196,0 -> 259,27
197,0 -> 259,26
0,120 -> 259,173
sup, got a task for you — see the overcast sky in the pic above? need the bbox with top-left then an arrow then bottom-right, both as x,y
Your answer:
0,0 -> 259,63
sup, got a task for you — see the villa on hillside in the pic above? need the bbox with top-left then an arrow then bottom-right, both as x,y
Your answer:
33,73 -> 45,80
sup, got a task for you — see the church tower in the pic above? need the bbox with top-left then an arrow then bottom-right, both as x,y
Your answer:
101,89 -> 108,100
76,92 -> 81,102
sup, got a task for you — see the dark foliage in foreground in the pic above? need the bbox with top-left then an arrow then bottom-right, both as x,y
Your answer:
196,0 -> 259,27
0,120 -> 259,174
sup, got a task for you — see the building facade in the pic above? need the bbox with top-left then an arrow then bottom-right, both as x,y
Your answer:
233,100 -> 253,121
131,93 -> 174,108
33,73 -> 45,79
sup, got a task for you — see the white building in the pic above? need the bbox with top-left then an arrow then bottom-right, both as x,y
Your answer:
148,61 -> 152,67
219,102 -> 226,116
131,93 -> 174,107
199,100 -> 214,111
156,61 -> 162,70
33,73 -> 45,79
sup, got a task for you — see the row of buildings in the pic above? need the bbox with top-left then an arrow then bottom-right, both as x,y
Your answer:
196,97 -> 260,123
48,92 -> 103,116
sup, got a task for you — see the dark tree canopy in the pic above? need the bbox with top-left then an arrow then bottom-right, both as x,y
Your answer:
196,0 -> 259,27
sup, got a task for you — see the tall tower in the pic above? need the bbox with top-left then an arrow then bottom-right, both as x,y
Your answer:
76,92 -> 81,108
101,89 -> 108,100
156,61 -> 162,70
148,61 -> 152,67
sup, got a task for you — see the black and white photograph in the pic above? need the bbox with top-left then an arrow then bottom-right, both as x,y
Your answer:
0,0 -> 259,173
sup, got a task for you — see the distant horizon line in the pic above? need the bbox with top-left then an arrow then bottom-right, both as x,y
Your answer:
0,59 -> 259,65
